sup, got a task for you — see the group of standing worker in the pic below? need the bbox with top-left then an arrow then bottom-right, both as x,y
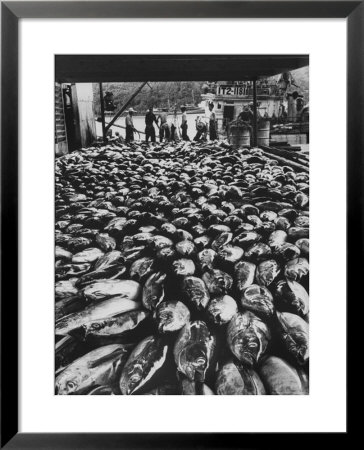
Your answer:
123,101 -> 218,144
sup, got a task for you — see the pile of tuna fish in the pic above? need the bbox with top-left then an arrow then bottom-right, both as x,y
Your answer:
55,140 -> 309,395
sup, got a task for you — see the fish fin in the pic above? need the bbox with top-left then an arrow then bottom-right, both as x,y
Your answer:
88,346 -> 131,368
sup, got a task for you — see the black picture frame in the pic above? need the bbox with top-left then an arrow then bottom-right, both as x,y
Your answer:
1,1 -> 358,448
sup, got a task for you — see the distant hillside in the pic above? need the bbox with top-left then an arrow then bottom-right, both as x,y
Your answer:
93,82 -> 203,116
290,66 -> 309,102
93,66 -> 309,116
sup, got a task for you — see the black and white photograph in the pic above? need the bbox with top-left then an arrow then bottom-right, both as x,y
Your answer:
55,55 -> 309,396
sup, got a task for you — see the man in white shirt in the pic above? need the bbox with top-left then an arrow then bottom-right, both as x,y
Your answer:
157,108 -> 170,142
125,108 -> 137,143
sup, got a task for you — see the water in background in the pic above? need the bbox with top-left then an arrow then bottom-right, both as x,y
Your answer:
95,113 -> 212,141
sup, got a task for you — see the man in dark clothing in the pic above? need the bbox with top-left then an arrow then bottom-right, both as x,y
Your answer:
145,107 -> 159,143
180,105 -> 190,141
236,105 -> 254,137
237,105 -> 254,123
208,101 -> 217,140
193,116 -> 207,141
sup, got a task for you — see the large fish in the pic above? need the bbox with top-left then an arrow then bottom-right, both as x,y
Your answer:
234,261 -> 256,293
129,257 -> 155,282
175,240 -> 196,257
94,250 -> 123,271
216,245 -> 244,269
55,280 -> 79,302
284,257 -> 309,281
75,264 -> 126,288
172,258 -> 196,277
182,276 -> 210,310
55,295 -> 85,321
276,312 -> 309,365
255,260 -> 280,286
174,321 -> 216,382
275,280 -> 309,316
211,232 -> 233,252
142,271 -> 166,311
156,301 -> 190,333
215,361 -> 265,395
197,249 -> 216,271
55,344 -> 131,395
268,230 -> 287,251
119,335 -> 168,395
55,246 -> 73,261
207,295 -> 238,325
202,269 -> 233,296
295,238 -> 309,257
227,311 -> 270,366
72,247 -> 104,264
82,279 -> 141,303
275,242 -> 301,261
288,227 -> 309,240
241,284 -> 275,318
258,356 -> 308,395
233,231 -> 262,249
56,296 -> 141,336
95,233 -> 116,252
244,243 -> 272,263
70,310 -> 149,344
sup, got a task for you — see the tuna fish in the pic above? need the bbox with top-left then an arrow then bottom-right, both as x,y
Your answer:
234,261 -> 256,293
258,356 -> 308,395
119,335 -> 168,395
202,269 -> 233,296
142,271 -> 166,311
156,301 -> 191,333
82,279 -> 141,303
284,257 -> 309,281
72,248 -> 104,264
56,295 -> 141,336
256,260 -> 280,286
275,280 -> 309,316
227,311 -> 270,366
241,284 -> 275,318
276,312 -> 309,365
55,344 -> 131,395
70,310 -> 149,344
207,295 -> 238,325
174,321 -> 216,382
182,276 -> 210,310
215,361 -> 265,395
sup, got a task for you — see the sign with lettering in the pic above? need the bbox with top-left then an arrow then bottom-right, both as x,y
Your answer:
216,84 -> 273,97
216,84 -> 247,96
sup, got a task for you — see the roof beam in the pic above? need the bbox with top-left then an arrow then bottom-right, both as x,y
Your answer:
55,55 -> 309,83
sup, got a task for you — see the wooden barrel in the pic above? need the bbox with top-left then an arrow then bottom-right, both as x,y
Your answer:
257,120 -> 270,146
229,125 -> 250,148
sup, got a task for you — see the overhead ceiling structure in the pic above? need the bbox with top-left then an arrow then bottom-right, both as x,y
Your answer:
55,54 -> 309,83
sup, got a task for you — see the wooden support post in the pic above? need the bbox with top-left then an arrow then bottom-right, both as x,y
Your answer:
99,82 -> 106,142
105,81 -> 148,132
252,79 -> 258,147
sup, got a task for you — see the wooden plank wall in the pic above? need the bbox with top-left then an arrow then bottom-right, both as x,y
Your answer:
73,83 -> 97,148
55,83 -> 68,155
